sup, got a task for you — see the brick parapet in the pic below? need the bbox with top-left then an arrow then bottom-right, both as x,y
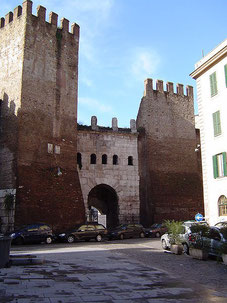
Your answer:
144,78 -> 193,98
0,1 -> 80,39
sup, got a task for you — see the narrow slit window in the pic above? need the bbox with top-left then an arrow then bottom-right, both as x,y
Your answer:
113,155 -> 118,165
90,154 -> 96,164
102,154 -> 107,164
77,152 -> 82,169
128,156 -> 133,166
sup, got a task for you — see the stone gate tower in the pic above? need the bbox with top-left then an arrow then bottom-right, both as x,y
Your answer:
0,1 -> 85,232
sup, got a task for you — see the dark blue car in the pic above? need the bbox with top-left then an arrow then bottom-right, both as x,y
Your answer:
7,223 -> 54,245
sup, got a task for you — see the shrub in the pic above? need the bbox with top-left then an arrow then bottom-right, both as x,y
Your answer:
164,220 -> 184,245
4,194 -> 14,211
190,223 -> 209,236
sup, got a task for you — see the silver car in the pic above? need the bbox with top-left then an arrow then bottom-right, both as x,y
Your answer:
161,220 -> 208,254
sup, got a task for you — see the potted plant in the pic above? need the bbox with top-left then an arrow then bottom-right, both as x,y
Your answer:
3,193 -> 15,233
188,223 -> 209,260
164,220 -> 184,255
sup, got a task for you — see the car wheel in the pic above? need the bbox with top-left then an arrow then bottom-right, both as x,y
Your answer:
67,235 -> 75,243
46,236 -> 52,244
155,232 -> 161,238
96,234 -> 102,242
15,237 -> 24,245
183,243 -> 189,255
140,232 -> 145,238
119,234 -> 124,240
162,239 -> 168,250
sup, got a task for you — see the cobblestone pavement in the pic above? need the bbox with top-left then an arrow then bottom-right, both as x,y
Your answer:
0,239 -> 227,302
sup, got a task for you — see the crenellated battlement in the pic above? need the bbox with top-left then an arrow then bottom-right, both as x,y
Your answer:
78,116 -> 137,134
0,0 -> 79,38
144,78 -> 193,98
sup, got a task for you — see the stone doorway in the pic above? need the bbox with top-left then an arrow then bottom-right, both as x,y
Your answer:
88,184 -> 119,229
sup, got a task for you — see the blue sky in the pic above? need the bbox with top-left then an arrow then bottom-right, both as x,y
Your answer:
2,1 -> 227,127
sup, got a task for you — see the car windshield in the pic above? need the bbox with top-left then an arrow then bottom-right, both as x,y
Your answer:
215,222 -> 227,228
115,225 -> 127,230
150,223 -> 161,228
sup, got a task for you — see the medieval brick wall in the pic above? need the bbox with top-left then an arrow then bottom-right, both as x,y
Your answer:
77,117 -> 140,227
0,1 -> 85,232
137,79 -> 204,226
0,5 -> 26,231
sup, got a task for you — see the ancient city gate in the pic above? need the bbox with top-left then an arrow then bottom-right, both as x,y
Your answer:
77,117 -> 140,228
87,184 -> 119,228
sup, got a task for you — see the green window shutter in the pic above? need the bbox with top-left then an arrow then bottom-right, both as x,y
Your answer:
213,155 -> 218,179
223,152 -> 227,176
213,111 -> 221,136
225,64 -> 227,88
210,72 -> 218,97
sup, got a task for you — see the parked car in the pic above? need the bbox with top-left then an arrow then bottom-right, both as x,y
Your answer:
145,223 -> 167,238
108,223 -> 145,240
214,221 -> 227,228
6,223 -> 54,245
189,226 -> 227,257
161,220 -> 208,254
58,223 -> 107,243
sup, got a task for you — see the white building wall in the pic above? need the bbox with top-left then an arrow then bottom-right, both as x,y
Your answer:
193,39 -> 227,225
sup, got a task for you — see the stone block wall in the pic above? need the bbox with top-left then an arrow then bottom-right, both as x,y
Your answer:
77,117 -> 140,226
137,79 -> 204,226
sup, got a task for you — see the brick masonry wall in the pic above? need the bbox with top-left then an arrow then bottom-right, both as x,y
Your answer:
77,128 -> 140,225
137,79 -> 204,226
0,5 -> 26,232
0,2 -> 85,232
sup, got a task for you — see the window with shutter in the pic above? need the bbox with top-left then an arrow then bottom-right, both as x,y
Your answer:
213,152 -> 227,178
212,111 -> 221,136
210,72 -> 218,97
225,64 -> 227,88
213,155 -> 218,179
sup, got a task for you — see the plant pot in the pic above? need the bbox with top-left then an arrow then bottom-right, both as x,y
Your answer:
222,254 -> 227,265
189,248 -> 208,260
0,236 -> 12,268
170,244 -> 183,255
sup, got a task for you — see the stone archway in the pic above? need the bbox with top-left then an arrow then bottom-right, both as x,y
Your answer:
88,184 -> 119,228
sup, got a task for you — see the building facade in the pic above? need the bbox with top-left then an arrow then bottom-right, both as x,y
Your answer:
190,39 -> 227,225
0,1 -> 204,233
137,79 -> 204,226
77,117 -> 140,228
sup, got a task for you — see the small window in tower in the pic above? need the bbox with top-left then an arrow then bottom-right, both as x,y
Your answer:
90,154 -> 96,164
128,156 -> 133,166
48,143 -> 53,154
102,154 -> 107,164
55,145 -> 60,154
113,155 -> 118,165
77,152 -> 82,169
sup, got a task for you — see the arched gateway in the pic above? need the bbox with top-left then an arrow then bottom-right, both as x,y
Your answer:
77,117 -> 140,228
88,184 -> 119,228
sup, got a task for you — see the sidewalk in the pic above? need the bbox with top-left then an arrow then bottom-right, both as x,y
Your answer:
0,245 -> 226,302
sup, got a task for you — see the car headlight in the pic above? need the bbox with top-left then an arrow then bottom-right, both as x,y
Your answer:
10,233 -> 16,238
59,233 -> 66,237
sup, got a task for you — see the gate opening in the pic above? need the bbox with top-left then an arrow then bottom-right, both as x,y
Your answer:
88,184 -> 119,229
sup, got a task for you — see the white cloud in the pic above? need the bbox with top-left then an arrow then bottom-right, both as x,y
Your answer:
131,48 -> 161,81
79,97 -> 113,113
